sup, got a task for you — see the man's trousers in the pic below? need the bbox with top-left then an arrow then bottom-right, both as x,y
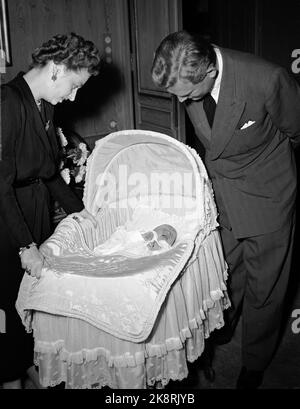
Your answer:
220,215 -> 295,370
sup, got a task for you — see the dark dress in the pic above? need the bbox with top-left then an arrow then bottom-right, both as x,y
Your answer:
0,73 -> 84,383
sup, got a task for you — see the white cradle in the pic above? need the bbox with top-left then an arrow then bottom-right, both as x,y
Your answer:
16,130 -> 229,389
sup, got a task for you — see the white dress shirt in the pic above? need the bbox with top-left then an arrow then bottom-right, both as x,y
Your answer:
211,47 -> 223,103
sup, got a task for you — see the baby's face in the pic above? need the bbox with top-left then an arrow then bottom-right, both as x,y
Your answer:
144,224 -> 177,252
147,240 -> 162,251
141,231 -> 162,251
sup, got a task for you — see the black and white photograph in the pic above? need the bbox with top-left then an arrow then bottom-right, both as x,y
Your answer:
0,0 -> 299,395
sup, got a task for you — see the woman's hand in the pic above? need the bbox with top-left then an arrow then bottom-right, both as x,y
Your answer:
20,246 -> 45,279
77,208 -> 97,228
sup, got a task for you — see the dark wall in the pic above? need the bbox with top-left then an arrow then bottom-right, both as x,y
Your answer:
183,0 -> 300,83
183,0 -> 300,154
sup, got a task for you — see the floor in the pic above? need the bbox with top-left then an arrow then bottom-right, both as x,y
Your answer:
167,245 -> 300,390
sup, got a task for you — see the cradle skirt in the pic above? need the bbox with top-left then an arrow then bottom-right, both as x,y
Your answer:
32,231 -> 230,389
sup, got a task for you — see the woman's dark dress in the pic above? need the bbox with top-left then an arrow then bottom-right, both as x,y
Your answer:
0,73 -> 84,383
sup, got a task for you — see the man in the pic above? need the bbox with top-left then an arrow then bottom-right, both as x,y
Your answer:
151,30 -> 300,389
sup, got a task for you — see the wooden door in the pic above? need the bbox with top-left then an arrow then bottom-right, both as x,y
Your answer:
129,0 -> 185,142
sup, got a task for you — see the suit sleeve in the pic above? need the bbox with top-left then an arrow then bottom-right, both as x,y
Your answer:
265,67 -> 300,147
44,174 -> 84,214
0,87 -> 34,248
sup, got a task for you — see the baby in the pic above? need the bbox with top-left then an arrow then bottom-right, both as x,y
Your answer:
94,224 -> 177,257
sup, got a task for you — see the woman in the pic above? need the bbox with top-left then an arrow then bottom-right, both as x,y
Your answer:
0,32 -> 101,388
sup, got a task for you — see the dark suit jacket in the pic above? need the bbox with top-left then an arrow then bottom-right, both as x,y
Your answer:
0,73 -> 84,248
185,48 -> 300,238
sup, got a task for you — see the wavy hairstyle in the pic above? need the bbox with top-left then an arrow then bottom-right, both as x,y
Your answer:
151,30 -> 216,89
31,32 -> 101,75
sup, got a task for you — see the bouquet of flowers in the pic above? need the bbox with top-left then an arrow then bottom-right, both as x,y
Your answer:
57,127 -> 90,187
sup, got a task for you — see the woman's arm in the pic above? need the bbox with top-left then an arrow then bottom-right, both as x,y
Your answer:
44,173 -> 84,214
44,173 -> 97,227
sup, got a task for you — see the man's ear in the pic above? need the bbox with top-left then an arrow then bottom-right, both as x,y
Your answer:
207,66 -> 218,79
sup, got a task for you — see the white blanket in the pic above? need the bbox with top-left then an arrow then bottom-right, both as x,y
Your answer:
16,211 -> 197,342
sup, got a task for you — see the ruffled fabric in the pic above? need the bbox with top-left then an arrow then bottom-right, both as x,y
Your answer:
31,230 -> 229,389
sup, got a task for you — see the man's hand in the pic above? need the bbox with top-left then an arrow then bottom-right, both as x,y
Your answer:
20,246 -> 45,279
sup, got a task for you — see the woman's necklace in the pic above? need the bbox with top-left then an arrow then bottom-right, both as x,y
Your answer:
35,98 -> 49,130
35,99 -> 42,111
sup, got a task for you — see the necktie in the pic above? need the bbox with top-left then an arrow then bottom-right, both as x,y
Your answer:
203,93 -> 216,128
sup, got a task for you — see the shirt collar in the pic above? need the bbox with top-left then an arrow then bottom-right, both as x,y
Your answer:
210,47 -> 223,103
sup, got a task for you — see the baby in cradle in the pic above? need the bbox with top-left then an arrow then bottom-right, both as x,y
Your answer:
93,224 -> 177,257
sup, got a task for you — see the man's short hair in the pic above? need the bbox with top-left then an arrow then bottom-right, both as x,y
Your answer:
151,30 -> 216,89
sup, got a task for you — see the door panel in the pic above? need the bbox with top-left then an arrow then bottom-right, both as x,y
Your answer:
130,0 -> 185,141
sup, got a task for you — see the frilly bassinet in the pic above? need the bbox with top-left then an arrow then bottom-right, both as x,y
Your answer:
16,130 -> 229,389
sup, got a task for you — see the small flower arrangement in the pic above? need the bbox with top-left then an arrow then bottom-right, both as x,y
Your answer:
57,127 -> 90,186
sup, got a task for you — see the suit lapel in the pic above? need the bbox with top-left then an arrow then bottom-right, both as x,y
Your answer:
210,48 -> 245,159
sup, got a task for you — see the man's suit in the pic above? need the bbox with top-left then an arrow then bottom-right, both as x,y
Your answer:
185,48 -> 300,370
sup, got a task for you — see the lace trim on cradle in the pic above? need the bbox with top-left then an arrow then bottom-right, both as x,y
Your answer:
33,325 -> 216,389
34,324 -> 209,389
33,282 -> 229,368
34,373 -> 115,390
